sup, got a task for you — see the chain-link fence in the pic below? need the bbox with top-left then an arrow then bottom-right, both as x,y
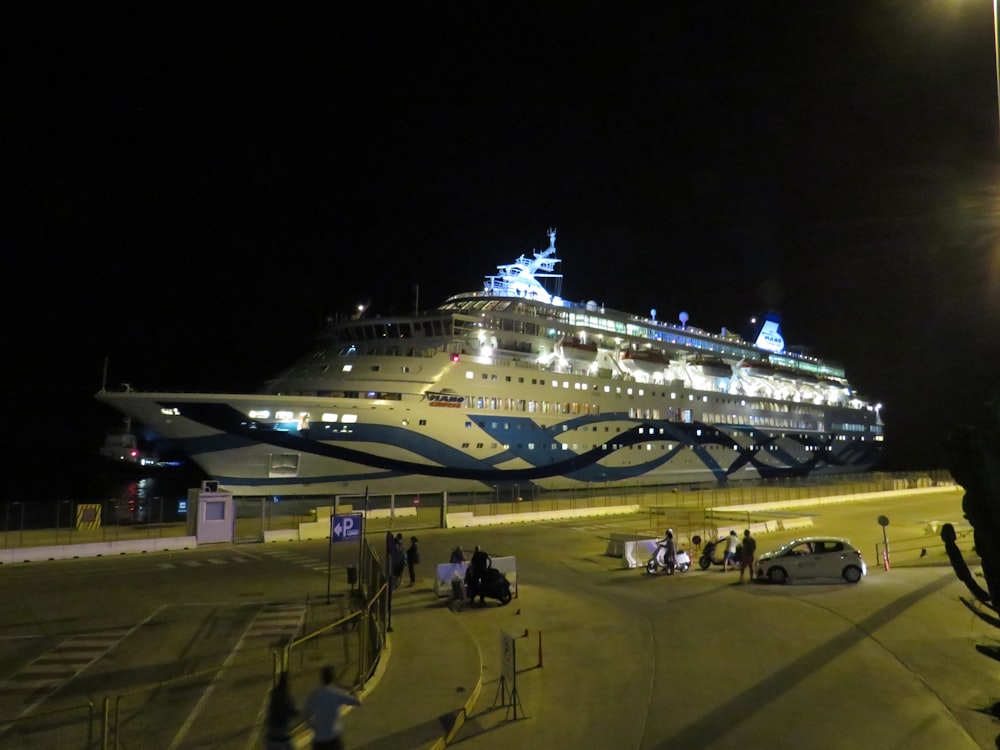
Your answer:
1,470 -> 953,549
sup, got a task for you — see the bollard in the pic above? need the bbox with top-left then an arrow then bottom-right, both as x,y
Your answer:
883,547 -> 890,571
538,630 -> 543,667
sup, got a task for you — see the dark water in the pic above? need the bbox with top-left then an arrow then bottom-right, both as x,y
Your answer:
6,447 -> 209,514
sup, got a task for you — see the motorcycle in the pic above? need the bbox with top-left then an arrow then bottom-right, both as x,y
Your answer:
465,566 -> 514,605
645,544 -> 691,574
699,536 -> 740,570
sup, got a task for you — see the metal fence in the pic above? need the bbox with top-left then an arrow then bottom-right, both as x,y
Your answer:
0,701 -> 100,749
0,470 -> 954,549
0,538 -> 391,750
278,538 -> 389,693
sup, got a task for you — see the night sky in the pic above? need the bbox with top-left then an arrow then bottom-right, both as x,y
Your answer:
8,3 -> 1000,480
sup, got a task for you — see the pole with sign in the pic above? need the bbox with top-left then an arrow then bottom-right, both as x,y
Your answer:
877,515 -> 890,571
327,512 -> 364,604
494,630 -> 524,719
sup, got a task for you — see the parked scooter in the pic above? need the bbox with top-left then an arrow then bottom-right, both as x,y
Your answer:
699,538 -> 724,570
465,566 -> 514,604
645,544 -> 692,574
699,535 -> 741,570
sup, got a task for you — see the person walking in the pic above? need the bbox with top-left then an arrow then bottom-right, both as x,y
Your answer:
739,529 -> 757,583
449,545 -> 465,564
305,665 -> 361,750
405,536 -> 420,587
265,671 -> 297,750
723,530 -> 739,572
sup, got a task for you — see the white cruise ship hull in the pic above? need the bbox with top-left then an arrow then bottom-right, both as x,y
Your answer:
98,229 -> 883,496
97,352 -> 881,498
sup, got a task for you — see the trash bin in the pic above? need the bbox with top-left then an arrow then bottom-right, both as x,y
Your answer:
346,565 -> 358,585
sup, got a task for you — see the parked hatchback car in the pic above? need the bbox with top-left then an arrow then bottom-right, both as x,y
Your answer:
755,537 -> 867,584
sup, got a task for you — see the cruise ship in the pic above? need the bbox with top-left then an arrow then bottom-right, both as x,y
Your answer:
97,229 -> 884,498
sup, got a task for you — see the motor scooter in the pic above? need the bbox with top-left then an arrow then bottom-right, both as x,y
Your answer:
465,566 -> 514,604
699,536 -> 741,570
645,544 -> 691,574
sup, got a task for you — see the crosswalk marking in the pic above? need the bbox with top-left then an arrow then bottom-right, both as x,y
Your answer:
156,556 -> 251,570
0,629 -> 131,705
242,604 -> 306,642
260,548 -> 328,573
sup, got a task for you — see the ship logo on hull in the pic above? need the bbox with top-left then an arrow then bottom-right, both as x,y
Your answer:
426,392 -> 465,407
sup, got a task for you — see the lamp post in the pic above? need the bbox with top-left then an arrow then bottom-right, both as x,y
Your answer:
993,0 -> 999,143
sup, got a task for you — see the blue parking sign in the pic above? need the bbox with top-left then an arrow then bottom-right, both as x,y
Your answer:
331,513 -> 363,542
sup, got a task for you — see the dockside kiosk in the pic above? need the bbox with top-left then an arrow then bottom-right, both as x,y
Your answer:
186,481 -> 235,544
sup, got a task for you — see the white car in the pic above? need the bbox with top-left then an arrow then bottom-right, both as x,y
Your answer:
755,537 -> 867,584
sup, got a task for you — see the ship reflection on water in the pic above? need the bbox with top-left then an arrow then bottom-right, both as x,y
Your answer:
6,449 -> 208,528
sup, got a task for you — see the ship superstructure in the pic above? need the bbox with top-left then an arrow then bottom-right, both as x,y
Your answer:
97,229 -> 883,496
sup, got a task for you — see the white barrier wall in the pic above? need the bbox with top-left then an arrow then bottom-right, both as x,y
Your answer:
447,505 -> 639,528
434,555 -> 517,597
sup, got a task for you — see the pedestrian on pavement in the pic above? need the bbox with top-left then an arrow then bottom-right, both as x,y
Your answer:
265,671 -> 297,750
723,530 -> 739,572
739,529 -> 757,583
305,665 -> 361,750
389,533 -> 406,589
406,536 -> 420,587
450,545 -> 466,563
468,545 -> 491,604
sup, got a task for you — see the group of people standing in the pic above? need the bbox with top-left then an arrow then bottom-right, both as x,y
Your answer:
389,533 -> 420,589
721,528 -> 757,581
659,527 -> 757,581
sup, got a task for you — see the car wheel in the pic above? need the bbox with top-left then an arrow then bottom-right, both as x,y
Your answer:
842,565 -> 863,584
767,567 -> 788,584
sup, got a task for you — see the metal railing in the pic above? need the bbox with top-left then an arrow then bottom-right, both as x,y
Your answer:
0,470 -> 955,550
0,701 -> 98,749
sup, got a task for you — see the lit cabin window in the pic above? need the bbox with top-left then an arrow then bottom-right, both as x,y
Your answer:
276,411 -> 294,421
341,414 -> 358,423
342,364 -> 353,372
321,413 -> 339,422
249,410 -> 270,419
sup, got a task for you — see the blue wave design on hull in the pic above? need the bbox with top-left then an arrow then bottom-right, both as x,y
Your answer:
164,402 -> 879,488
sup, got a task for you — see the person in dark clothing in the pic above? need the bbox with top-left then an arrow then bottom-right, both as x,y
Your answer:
468,545 -> 491,604
266,671 -> 298,750
389,533 -> 406,589
405,536 -> 420,587
450,545 -> 466,563
739,529 -> 757,583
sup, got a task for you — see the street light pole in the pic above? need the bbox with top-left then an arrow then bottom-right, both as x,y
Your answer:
993,0 -> 999,144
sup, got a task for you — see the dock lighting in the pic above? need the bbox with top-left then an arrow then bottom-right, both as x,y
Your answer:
451,353 -> 460,362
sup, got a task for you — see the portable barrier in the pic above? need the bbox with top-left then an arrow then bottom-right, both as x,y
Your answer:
434,556 -> 517,597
